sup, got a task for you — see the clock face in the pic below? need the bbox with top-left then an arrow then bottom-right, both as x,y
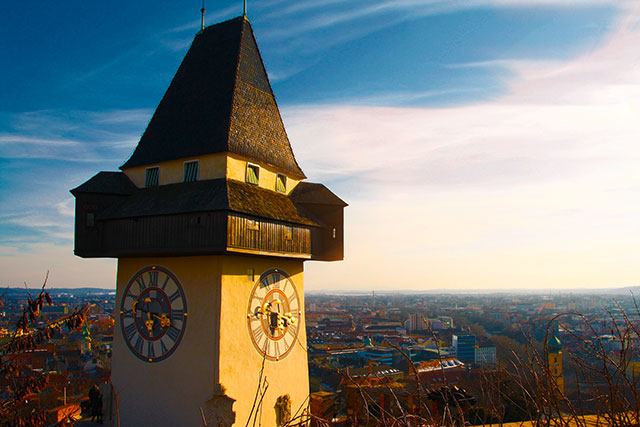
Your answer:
119,266 -> 188,363
247,269 -> 301,361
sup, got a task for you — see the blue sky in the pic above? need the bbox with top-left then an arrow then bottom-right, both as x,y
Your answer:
1,1 -> 639,290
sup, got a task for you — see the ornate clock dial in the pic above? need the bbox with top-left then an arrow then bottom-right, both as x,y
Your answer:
247,269 -> 301,361
119,266 -> 188,363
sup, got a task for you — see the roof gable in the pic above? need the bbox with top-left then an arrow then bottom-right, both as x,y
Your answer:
70,172 -> 136,195
121,17 -> 305,179
97,177 -> 317,226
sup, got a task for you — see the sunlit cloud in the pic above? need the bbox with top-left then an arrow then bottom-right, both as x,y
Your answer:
292,5 -> 640,290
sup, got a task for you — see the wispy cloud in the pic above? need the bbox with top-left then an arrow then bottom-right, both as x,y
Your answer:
288,5 -> 640,289
0,135 -> 80,146
0,109 -> 146,162
261,0 -> 618,41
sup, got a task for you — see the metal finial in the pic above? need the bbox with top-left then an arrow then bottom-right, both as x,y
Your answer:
200,0 -> 206,31
243,0 -> 247,17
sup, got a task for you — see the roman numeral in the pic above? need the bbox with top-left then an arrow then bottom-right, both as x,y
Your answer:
171,309 -> 184,321
148,271 -> 158,287
161,275 -> 170,290
273,274 -> 281,288
160,339 -> 169,354
124,323 -> 136,339
134,336 -> 144,353
166,325 -> 180,341
260,275 -> 270,288
136,276 -> 146,292
147,341 -> 155,359
121,309 -> 133,320
252,324 -> 265,343
286,293 -> 297,307
273,340 -> 280,357
287,325 -> 298,338
169,290 -> 180,303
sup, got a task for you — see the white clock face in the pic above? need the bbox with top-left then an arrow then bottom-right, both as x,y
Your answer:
246,269 -> 301,361
119,266 -> 188,363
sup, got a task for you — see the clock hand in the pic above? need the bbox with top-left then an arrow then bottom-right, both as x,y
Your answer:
145,311 -> 154,335
130,300 -> 171,329
152,312 -> 172,327
143,298 -> 154,335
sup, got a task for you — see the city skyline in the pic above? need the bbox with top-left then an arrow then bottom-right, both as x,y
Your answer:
1,1 -> 639,290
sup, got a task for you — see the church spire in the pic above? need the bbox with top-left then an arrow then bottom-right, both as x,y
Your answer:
548,322 -> 564,395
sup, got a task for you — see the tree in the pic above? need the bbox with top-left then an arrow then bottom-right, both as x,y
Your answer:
0,273 -> 89,426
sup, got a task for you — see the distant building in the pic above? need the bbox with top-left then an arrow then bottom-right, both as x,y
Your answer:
452,334 -> 476,364
548,324 -> 564,394
363,322 -> 406,336
415,357 -> 465,387
427,319 -> 445,330
439,316 -> 454,329
405,313 -> 426,332
475,347 -> 497,365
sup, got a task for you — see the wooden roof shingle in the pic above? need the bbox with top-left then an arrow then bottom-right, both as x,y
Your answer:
120,16 -> 305,179
96,174 -> 317,226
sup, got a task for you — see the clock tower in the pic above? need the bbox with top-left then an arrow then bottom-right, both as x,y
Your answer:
72,16 -> 346,426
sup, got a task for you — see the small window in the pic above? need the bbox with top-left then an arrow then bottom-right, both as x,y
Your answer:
276,174 -> 287,193
145,167 -> 159,187
86,212 -> 95,227
332,227 -> 336,239
247,219 -> 260,231
284,226 -> 292,240
246,163 -> 259,185
184,161 -> 199,183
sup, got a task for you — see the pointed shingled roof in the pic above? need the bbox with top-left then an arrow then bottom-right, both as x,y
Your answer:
121,16 -> 306,179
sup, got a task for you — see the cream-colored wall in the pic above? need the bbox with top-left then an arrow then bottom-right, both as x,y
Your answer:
218,256 -> 308,427
123,153 -> 227,187
112,255 -> 309,427
113,256 -> 223,427
226,154 -> 300,194
122,152 -> 301,195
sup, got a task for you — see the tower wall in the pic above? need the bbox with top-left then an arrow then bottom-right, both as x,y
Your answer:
112,255 -> 309,426
548,351 -> 564,394
218,256 -> 309,426
113,256 -> 223,426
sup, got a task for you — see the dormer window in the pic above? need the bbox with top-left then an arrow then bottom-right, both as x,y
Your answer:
145,167 -> 159,187
184,160 -> 199,183
246,163 -> 259,185
276,174 -> 287,193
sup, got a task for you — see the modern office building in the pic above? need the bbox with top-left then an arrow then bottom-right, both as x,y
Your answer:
452,334 -> 476,364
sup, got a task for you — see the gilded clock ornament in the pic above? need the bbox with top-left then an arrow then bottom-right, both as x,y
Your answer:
119,266 -> 188,362
247,269 -> 301,361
